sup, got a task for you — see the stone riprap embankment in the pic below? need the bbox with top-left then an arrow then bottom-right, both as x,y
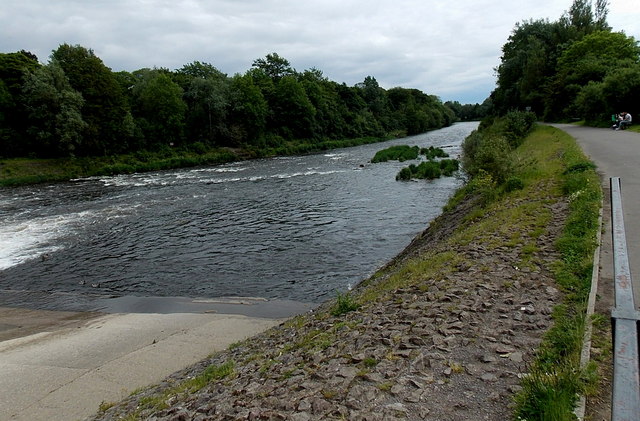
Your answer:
90,195 -> 568,421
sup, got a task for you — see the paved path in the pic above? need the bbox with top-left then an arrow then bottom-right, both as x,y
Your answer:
0,311 -> 282,421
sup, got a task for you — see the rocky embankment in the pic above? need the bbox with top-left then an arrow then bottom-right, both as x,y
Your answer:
90,192 -> 568,421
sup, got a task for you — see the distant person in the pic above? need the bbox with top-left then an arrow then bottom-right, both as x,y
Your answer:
612,112 -> 624,129
617,112 -> 632,130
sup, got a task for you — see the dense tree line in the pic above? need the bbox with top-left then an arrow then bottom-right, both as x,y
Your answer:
0,48 -> 466,159
491,0 -> 640,125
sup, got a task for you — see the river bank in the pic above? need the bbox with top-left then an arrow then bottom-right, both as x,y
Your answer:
89,185 -> 563,421
88,124 -> 602,420
0,134 -> 398,187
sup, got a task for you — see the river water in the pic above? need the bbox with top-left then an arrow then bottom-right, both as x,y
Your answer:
0,122 -> 477,313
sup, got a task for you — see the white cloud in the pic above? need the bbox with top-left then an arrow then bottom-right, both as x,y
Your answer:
1,0 -> 638,104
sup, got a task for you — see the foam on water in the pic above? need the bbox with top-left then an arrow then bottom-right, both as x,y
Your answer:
0,213 -> 84,270
0,204 -> 139,271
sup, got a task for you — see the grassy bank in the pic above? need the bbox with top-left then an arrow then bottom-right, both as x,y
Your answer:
0,135 -> 396,187
92,123 -> 602,420
365,123 -> 601,418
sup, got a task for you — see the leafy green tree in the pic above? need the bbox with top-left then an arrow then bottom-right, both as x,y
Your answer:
175,61 -> 226,86
0,50 -> 40,156
228,73 -> 268,145
493,19 -> 569,114
179,63 -> 231,145
560,0 -> 610,35
600,64 -> 640,115
299,69 -> 347,139
21,61 -> 86,157
547,30 -> 640,119
356,76 -> 388,122
574,80 -> 607,124
252,53 -> 294,81
131,69 -> 187,147
271,75 -> 317,140
51,44 -> 129,155
492,0 -> 613,118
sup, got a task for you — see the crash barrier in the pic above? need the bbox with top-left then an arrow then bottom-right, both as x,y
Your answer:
610,177 -> 640,420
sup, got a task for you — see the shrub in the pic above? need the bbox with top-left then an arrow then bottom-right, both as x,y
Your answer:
462,134 -> 514,184
371,145 -> 419,163
396,167 -> 413,181
504,176 -> 525,192
420,146 -> 449,159
504,110 -> 537,148
415,161 -> 441,179
439,159 -> 460,176
331,292 -> 360,316
396,159 -> 459,181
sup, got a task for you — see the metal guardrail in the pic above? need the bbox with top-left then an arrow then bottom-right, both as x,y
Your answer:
610,177 -> 640,420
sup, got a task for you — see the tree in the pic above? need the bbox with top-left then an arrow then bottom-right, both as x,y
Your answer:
492,19 -> 568,114
252,53 -> 294,81
131,70 -> 187,147
0,50 -> 40,156
228,73 -> 268,145
21,61 -> 86,157
299,68 -> 348,139
547,30 -> 640,119
356,76 -> 388,120
51,44 -> 129,155
181,63 -> 231,145
600,64 -> 640,116
271,76 -> 316,140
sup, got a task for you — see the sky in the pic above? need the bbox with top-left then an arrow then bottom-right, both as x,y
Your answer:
1,1 -> 639,104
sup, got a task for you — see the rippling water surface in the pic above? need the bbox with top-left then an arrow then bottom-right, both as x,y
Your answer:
0,122 -> 477,311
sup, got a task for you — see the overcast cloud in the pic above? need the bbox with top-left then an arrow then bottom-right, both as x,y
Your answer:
1,0 -> 639,104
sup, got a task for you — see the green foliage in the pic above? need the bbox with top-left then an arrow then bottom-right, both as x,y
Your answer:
462,133 -> 514,184
21,62 -> 86,157
51,44 -> 130,155
444,98 -> 492,121
420,146 -> 449,159
331,292 -> 360,316
439,159 -> 460,176
1,44 -> 466,180
504,176 -> 525,192
371,145 -> 419,163
503,110 -> 537,147
132,70 -> 187,147
491,2 -> 640,124
396,159 -> 460,181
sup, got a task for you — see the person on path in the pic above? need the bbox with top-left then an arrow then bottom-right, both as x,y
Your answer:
614,112 -> 632,130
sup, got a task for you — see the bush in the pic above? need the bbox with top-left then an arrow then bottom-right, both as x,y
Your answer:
462,133 -> 514,184
420,146 -> 449,159
504,110 -> 537,148
396,159 -> 460,181
331,292 -> 360,316
415,161 -> 441,179
439,159 -> 459,176
396,167 -> 413,181
504,176 -> 525,192
371,145 -> 419,163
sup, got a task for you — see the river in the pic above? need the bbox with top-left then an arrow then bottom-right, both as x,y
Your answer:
0,122 -> 478,314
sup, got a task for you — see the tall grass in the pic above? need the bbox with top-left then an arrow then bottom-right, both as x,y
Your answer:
511,126 -> 601,420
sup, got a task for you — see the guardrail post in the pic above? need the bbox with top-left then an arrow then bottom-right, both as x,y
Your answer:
610,177 -> 640,421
